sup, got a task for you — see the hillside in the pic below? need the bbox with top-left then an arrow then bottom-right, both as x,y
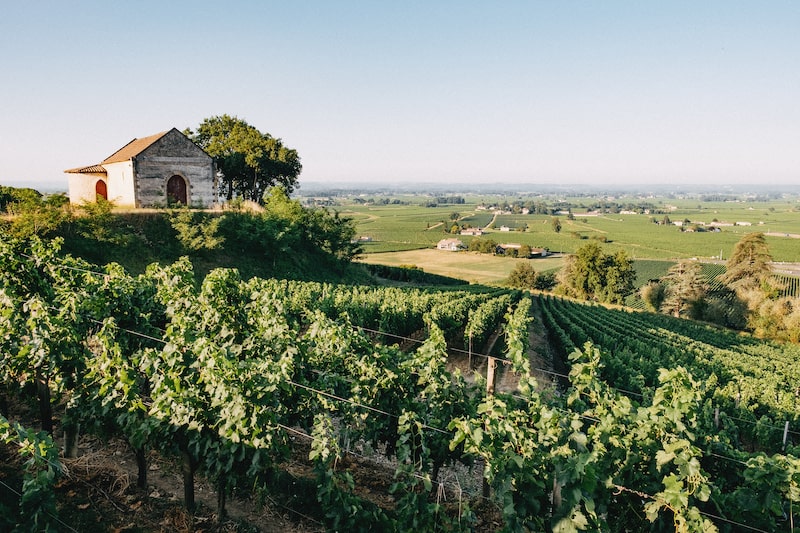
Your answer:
1,189 -> 371,284
56,210 -> 367,283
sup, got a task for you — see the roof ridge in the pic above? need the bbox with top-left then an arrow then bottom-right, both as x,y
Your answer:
100,129 -> 171,164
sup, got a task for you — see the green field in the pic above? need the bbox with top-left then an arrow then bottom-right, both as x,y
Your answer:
341,194 -> 800,282
343,204 -> 477,253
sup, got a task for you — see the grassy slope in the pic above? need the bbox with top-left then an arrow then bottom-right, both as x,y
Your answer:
55,212 -> 372,284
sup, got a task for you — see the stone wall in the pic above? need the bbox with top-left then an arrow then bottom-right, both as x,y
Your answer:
134,129 -> 216,208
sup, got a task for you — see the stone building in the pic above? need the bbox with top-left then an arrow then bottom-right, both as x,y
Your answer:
65,128 -> 217,208
437,238 -> 464,251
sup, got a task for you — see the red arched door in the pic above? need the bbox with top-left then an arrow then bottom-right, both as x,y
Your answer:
167,175 -> 187,205
95,180 -> 108,200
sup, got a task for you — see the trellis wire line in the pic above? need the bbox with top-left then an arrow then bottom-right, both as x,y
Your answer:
262,493 -> 326,530
698,511 -> 771,533
356,324 -> 648,398
20,252 -> 108,277
0,479 -> 81,533
37,296 -> 800,443
287,379 -> 451,435
61,314 -> 457,436
9,322 -> 800,529
613,483 -> 770,533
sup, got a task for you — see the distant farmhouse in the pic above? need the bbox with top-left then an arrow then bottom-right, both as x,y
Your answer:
496,243 -> 549,258
437,238 -> 464,251
65,128 -> 217,208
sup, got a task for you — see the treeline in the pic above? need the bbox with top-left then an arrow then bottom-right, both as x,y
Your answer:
504,231 -> 800,343
0,185 -> 55,211
351,197 -> 409,205
700,193 -> 784,202
364,263 -> 468,285
423,196 -> 466,207
479,199 -> 667,215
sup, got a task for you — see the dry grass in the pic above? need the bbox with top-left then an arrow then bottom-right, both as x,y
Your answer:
357,249 -> 565,285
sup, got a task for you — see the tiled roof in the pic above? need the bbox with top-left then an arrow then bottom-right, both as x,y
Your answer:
64,164 -> 107,175
101,130 -> 170,164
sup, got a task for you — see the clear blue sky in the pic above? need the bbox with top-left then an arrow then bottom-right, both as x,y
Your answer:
2,1 -> 798,191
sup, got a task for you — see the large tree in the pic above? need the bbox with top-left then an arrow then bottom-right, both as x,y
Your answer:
507,262 -> 537,289
185,115 -> 302,203
718,232 -> 773,294
660,260 -> 708,318
718,232 -> 794,335
557,242 -> 635,304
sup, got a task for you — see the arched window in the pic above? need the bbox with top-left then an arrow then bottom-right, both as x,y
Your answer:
167,175 -> 187,205
95,180 -> 108,200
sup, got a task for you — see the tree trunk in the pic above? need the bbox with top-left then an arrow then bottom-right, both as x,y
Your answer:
216,474 -> 228,523
182,450 -> 197,512
36,371 -> 53,434
135,446 -> 148,490
64,422 -> 80,458
0,387 -> 9,418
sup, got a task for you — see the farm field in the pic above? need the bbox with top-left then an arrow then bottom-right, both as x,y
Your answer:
357,248 -> 565,285
340,194 -> 800,282
341,204 -> 479,253
486,212 -> 800,261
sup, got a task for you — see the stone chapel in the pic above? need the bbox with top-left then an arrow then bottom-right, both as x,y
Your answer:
65,128 -> 217,208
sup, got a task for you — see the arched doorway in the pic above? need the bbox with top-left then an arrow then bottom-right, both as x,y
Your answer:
95,180 -> 108,200
167,175 -> 187,205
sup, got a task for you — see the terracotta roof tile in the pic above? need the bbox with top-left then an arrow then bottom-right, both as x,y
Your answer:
64,164 -> 107,174
101,130 -> 170,164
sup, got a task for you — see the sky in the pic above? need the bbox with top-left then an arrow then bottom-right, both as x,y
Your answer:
1,1 -> 798,191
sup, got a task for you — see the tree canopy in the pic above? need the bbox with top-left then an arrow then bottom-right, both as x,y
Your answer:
185,115 -> 301,203
719,232 -> 773,294
506,262 -> 537,289
660,260 -> 708,318
557,243 -> 635,304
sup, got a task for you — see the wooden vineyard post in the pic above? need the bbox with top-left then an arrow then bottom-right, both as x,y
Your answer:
468,333 -> 473,369
482,356 -> 498,498
486,356 -> 497,395
784,421 -> 790,451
